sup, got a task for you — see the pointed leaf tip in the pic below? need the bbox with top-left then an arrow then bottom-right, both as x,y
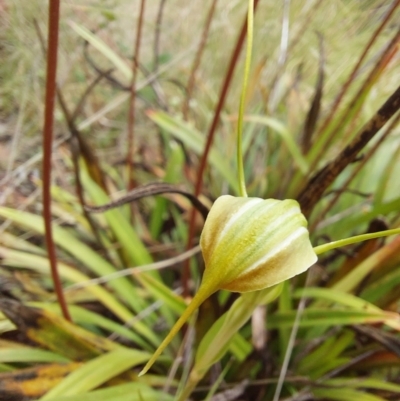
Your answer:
138,288 -> 213,375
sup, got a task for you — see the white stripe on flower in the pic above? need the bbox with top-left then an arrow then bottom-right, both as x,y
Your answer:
216,198 -> 263,243
245,226 -> 309,273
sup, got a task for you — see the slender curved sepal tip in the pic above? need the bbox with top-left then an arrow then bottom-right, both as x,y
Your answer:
139,195 -> 317,376
138,286 -> 215,376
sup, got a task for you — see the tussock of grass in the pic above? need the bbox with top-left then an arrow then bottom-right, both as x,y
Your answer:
0,1 -> 400,400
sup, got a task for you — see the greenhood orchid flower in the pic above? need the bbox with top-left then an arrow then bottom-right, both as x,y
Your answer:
139,195 -> 317,376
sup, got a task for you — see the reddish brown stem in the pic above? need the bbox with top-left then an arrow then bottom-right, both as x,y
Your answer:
182,0 -> 219,120
309,26 -> 400,174
309,110 -> 400,232
42,0 -> 71,321
153,0 -> 166,74
182,0 -> 260,296
127,0 -> 146,194
298,84 -> 400,217
312,0 -> 400,164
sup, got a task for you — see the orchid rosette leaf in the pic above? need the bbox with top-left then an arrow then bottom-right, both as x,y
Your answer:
139,195 -> 317,376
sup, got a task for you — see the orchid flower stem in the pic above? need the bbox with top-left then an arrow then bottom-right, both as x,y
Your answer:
236,0 -> 254,198
313,227 -> 400,255
138,285 -> 214,377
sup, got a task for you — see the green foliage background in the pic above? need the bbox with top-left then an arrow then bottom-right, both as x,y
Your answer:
0,1 -> 400,400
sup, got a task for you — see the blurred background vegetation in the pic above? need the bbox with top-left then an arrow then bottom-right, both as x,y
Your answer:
0,1 -> 400,400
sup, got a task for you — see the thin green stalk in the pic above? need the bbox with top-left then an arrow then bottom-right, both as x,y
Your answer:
184,0 -> 260,296
236,0 -> 254,198
314,228 -> 400,255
